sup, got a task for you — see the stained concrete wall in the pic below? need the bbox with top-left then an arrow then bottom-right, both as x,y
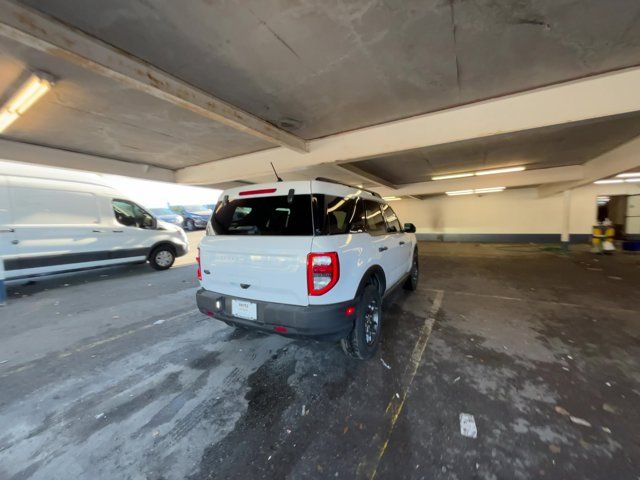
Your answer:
393,183 -> 640,242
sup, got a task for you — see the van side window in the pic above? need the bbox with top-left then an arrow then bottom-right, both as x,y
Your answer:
113,199 -> 154,229
381,204 -> 402,233
10,186 -> 99,225
364,200 -> 387,235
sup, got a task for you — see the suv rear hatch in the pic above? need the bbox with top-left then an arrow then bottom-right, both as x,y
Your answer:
198,182 -> 313,306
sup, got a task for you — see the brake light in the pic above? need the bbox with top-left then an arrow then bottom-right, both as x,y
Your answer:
196,247 -> 202,281
307,252 -> 339,296
239,188 -> 277,196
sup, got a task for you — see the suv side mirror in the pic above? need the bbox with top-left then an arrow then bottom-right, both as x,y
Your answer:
403,223 -> 416,233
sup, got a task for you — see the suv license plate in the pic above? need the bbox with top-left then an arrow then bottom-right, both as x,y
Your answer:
231,299 -> 257,321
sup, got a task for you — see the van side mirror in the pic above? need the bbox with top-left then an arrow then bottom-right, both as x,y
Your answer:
403,223 -> 416,233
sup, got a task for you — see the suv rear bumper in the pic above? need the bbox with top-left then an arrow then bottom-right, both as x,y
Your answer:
196,288 -> 354,341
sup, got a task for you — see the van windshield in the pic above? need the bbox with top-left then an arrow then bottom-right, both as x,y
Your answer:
211,195 -> 313,235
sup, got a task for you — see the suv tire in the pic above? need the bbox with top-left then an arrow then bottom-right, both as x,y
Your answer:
149,244 -> 176,270
341,283 -> 382,359
184,219 -> 195,231
403,251 -> 419,291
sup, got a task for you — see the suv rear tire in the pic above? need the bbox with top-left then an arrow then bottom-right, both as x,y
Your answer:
403,251 -> 419,291
184,219 -> 195,231
341,283 -> 382,359
149,245 -> 176,270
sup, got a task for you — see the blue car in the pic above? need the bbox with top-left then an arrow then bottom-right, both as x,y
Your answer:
149,207 -> 184,228
170,205 -> 212,231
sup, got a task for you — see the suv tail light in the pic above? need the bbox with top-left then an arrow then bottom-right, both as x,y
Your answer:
196,247 -> 202,281
307,252 -> 339,296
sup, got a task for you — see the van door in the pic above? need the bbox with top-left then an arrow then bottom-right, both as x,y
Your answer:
0,176 -> 17,268
110,199 -> 158,259
5,178 -> 114,278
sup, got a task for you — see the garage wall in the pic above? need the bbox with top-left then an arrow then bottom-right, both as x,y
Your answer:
392,183 -> 640,243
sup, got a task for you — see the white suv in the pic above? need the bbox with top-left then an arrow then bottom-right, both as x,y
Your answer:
196,178 -> 419,359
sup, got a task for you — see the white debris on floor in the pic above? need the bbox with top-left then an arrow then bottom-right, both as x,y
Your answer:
459,413 -> 478,438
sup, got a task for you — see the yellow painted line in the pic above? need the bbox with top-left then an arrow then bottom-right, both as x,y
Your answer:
357,290 -> 444,480
0,309 -> 198,378
420,287 -> 639,314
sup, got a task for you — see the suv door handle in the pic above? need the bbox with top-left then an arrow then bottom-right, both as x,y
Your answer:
378,246 -> 388,252
92,229 -> 103,233
399,241 -> 406,245
113,230 -> 124,233
0,228 -> 15,233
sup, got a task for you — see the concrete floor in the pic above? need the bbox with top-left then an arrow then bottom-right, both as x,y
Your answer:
1,234 -> 639,479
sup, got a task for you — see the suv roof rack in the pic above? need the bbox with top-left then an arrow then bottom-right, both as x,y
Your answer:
314,177 -> 382,198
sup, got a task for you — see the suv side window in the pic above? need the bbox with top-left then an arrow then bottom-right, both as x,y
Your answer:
113,199 -> 155,229
381,203 -> 402,233
364,200 -> 387,236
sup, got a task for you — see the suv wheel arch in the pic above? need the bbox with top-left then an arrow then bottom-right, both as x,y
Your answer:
355,265 -> 386,300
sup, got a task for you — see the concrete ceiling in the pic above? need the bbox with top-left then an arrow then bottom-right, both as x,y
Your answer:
350,111 -> 640,185
17,0 -> 640,141
1,0 -> 640,192
0,36 -> 272,169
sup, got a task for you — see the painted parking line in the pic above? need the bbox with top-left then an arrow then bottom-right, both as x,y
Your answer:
0,309 -> 199,378
357,289 -> 445,480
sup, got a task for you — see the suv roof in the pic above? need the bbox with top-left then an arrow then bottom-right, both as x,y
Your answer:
219,179 -> 383,203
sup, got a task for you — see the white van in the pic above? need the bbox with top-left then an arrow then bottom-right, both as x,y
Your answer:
0,161 -> 189,281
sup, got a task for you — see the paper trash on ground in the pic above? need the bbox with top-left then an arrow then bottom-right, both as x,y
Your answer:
460,413 -> 477,438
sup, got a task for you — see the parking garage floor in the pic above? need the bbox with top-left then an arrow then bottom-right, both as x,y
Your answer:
1,234 -> 639,480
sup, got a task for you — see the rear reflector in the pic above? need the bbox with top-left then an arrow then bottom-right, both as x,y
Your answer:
274,326 -> 288,333
345,306 -> 355,316
239,188 -> 277,196
307,252 -> 340,296
196,247 -> 202,281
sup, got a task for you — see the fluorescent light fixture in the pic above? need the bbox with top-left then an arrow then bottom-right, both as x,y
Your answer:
474,186 -> 506,193
594,179 -> 624,184
445,189 -> 474,196
625,178 -> 640,183
474,166 -> 526,176
0,72 -> 53,133
617,172 -> 640,178
431,172 -> 474,181
432,166 -> 525,181
382,196 -> 401,201
446,187 -> 506,196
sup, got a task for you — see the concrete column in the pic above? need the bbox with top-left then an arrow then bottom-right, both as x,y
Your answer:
561,190 -> 571,249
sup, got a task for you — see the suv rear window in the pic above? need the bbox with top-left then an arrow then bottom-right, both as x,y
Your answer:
211,195 -> 313,235
313,195 -> 367,235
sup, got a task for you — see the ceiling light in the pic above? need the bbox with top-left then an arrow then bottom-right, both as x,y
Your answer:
617,172 -> 640,178
594,179 -> 624,184
474,166 -> 526,176
0,72 -> 54,133
625,178 -> 640,183
446,189 -> 474,196
382,196 -> 401,201
446,187 -> 506,196
432,166 -> 525,181
431,172 -> 474,181
474,187 -> 506,193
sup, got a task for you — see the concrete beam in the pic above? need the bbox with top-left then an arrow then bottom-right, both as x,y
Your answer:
0,138 -> 175,182
373,165 -> 583,198
332,164 -> 397,189
538,135 -> 640,197
177,65 -> 640,185
0,0 -> 307,153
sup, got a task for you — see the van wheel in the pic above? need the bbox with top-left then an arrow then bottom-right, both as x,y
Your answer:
149,245 -> 175,270
184,219 -> 195,231
340,284 -> 382,360
403,252 -> 419,291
